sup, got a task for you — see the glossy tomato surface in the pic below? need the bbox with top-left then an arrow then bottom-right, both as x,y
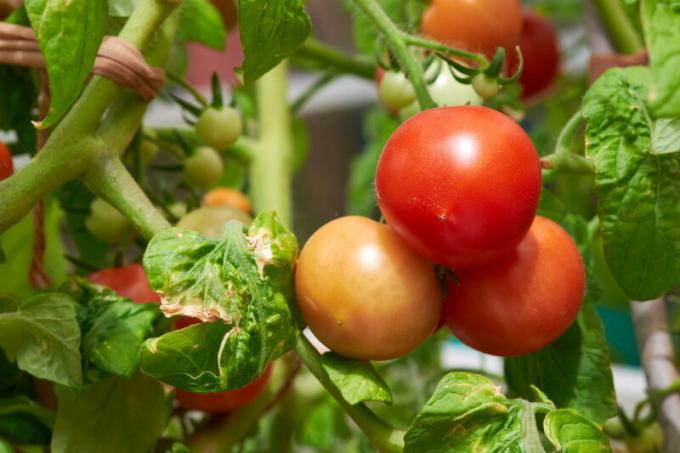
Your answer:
295,216 -> 442,361
376,106 -> 541,269
442,216 -> 585,356
0,142 -> 14,180
88,263 -> 160,304
421,0 -> 521,58
517,8 -> 560,98
176,364 -> 272,414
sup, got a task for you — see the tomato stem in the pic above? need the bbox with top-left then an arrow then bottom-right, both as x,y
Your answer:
540,111 -> 594,175
296,38 -> 376,80
401,34 -> 488,67
352,0 -> 436,110
592,0 -> 644,55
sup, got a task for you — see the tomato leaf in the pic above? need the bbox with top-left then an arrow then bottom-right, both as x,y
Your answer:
25,0 -> 108,128
543,409 -> 612,452
582,67 -> 680,300
237,0 -> 311,84
51,373 -> 170,453
140,212 -> 298,391
0,396 -> 54,445
177,0 -> 227,50
321,353 -> 392,405
298,395 -> 354,450
0,294 -> 82,387
641,0 -> 680,117
652,118 -> 680,155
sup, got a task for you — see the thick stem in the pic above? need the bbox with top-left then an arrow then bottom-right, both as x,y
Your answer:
591,0 -> 644,54
296,38 -> 375,79
352,0 -> 436,110
294,334 -> 405,453
250,62 -> 294,227
402,34 -> 487,66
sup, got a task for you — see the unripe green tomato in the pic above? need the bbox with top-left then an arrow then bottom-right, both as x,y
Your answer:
177,205 -> 252,239
195,107 -> 243,150
625,422 -> 662,453
85,198 -> 130,244
471,73 -> 501,99
378,70 -> 417,110
183,146 -> 224,190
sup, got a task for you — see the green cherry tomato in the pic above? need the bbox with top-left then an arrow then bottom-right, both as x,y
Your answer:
471,73 -> 501,99
195,107 -> 243,150
177,205 -> 252,239
378,70 -> 417,110
85,198 -> 131,244
183,146 -> 224,190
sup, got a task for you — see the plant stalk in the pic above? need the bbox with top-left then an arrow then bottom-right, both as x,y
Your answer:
296,38 -> 376,79
591,0 -> 644,54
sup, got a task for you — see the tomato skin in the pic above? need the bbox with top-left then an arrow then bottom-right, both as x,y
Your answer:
85,198 -> 131,245
295,216 -> 443,361
442,216 -> 585,356
376,106 -> 541,269
201,187 -> 252,214
421,0 -> 522,59
195,107 -> 242,151
0,142 -> 14,180
88,263 -> 160,304
183,146 -> 224,190
378,70 -> 416,110
176,364 -> 272,414
516,9 -> 560,98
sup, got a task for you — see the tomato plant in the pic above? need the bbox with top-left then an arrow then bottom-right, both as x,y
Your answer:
88,263 -> 160,304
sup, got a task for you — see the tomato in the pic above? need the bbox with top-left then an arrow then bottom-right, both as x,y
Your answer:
88,263 -> 160,304
376,106 -> 541,269
177,205 -> 251,239
210,0 -> 238,30
625,423 -> 662,453
378,70 -> 416,110
516,9 -> 560,98
471,73 -> 501,99
295,216 -> 442,361
183,146 -> 224,190
85,198 -> 131,244
442,216 -> 585,356
421,0 -> 522,59
0,142 -> 13,180
195,107 -> 242,151
201,187 -> 252,214
176,364 -> 272,414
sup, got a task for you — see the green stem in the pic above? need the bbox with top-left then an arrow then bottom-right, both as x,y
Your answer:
296,38 -> 375,79
592,0 -> 644,54
250,62 -> 294,227
540,111 -> 594,175
294,334 -> 405,453
352,0 -> 436,110
402,34 -> 487,66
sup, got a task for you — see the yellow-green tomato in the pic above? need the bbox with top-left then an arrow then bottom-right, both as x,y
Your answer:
85,198 -> 130,244
183,146 -> 224,190
177,205 -> 252,239
195,107 -> 243,150
295,216 -> 443,361
378,70 -> 417,110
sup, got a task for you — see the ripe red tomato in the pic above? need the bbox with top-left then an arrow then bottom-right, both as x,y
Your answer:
88,263 -> 160,304
516,9 -> 560,98
442,216 -> 585,356
420,0 -> 522,59
0,142 -> 14,180
376,106 -> 541,269
295,216 -> 443,361
175,364 -> 272,413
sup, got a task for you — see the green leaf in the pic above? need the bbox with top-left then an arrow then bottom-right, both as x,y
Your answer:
0,294 -> 82,387
652,118 -> 680,155
237,0 -> 311,83
321,353 -> 392,405
544,409 -> 612,452
51,373 -> 170,453
537,188 -> 566,223
0,66 -> 37,155
641,0 -> 680,116
108,0 -> 136,17
582,67 -> 680,300
178,0 -> 227,50
0,396 -> 54,445
141,212 -> 298,391
298,396 -> 351,451
25,0 -> 108,127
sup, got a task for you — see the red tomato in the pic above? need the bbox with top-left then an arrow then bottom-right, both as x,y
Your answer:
376,106 -> 541,269
442,216 -> 585,356
420,0 -> 522,59
516,9 -> 560,98
0,142 -> 13,180
88,263 -> 160,304
175,364 -> 272,414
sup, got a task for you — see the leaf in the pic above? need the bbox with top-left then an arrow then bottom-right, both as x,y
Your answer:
0,396 -> 54,445
642,0 -> 680,116
51,373 -> 170,453
237,0 -> 311,83
141,212 -> 298,391
0,294 -> 82,387
298,396 -> 351,451
0,66 -> 37,155
108,0 -> 136,17
177,0 -> 227,50
321,353 -> 392,405
544,409 -> 612,452
537,188 -> 566,223
582,67 -> 680,300
25,0 -> 108,127
652,117 -> 680,155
